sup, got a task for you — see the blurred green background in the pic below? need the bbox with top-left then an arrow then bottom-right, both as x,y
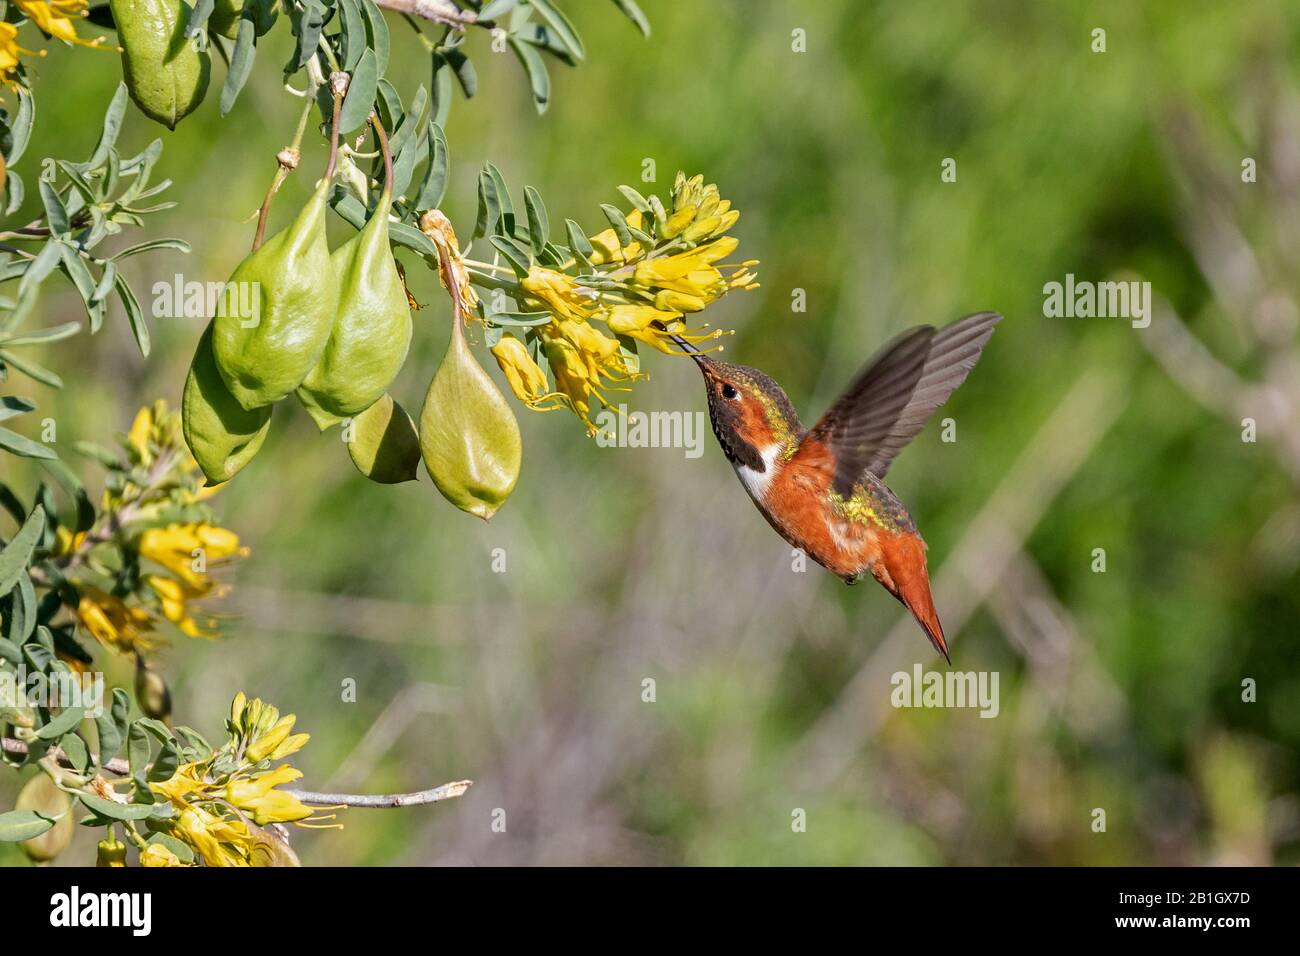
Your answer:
4,0 -> 1300,865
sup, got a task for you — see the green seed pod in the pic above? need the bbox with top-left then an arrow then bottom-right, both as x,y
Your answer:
135,655 -> 173,724
213,179 -> 339,410
347,394 -> 421,484
208,0 -> 278,39
110,0 -> 210,130
297,191 -> 412,428
182,322 -> 272,485
15,773 -> 73,863
420,321 -> 522,519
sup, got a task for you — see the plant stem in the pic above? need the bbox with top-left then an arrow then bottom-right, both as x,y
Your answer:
252,95 -> 317,252
1,737 -> 472,810
324,77 -> 346,183
370,112 -> 394,197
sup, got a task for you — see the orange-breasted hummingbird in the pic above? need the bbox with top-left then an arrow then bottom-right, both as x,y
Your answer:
676,312 -> 1001,662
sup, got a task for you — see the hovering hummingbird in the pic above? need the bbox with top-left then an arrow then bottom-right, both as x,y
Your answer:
677,312 -> 1001,662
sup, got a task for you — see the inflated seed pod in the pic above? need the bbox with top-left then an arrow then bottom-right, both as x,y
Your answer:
212,178 -> 339,410
182,322 -> 272,485
296,189 -> 412,428
135,655 -> 173,723
110,0 -> 210,130
15,773 -> 73,863
208,0 -> 278,39
346,394 -> 421,484
419,320 -> 521,519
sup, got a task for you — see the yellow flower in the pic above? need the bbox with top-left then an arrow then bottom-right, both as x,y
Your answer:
490,334 -> 558,407
588,208 -> 645,265
246,713 -> 309,763
144,574 -> 223,639
230,694 -> 310,762
137,523 -> 247,589
633,253 -> 727,302
151,761 -> 210,806
223,765 -> 313,825
126,405 -> 154,462
75,585 -> 156,654
0,23 -> 42,89
140,842 -> 184,867
659,206 -> 696,240
520,267 -> 599,323
173,804 -> 253,867
542,337 -> 600,433
604,304 -> 724,355
540,328 -> 638,437
13,0 -> 109,49
52,526 -> 87,558
509,267 -> 649,434
654,289 -> 708,313
662,172 -> 743,245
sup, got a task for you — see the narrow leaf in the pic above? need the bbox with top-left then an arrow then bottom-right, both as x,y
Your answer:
220,20 -> 257,116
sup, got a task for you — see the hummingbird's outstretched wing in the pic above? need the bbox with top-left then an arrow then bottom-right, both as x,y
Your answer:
808,312 -> 1002,495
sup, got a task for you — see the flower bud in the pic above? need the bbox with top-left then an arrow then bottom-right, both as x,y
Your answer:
96,836 -> 128,867
491,334 -> 551,405
682,216 -> 722,243
661,206 -> 696,239
655,290 -> 708,313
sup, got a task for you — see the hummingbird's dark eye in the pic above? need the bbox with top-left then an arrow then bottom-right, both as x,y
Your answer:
721,383 -> 739,400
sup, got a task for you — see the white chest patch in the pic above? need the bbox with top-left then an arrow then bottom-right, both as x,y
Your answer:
734,444 -> 783,504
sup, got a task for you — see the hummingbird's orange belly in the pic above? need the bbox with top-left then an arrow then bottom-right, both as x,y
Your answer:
759,460 -> 883,581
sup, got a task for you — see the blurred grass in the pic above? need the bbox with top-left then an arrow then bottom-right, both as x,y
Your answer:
2,0 -> 1299,865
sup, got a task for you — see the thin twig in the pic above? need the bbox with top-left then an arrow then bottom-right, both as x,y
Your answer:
370,112 -> 394,196
323,73 -> 347,182
2,736 -> 129,775
2,737 -> 471,809
285,781 -> 473,807
373,0 -> 477,28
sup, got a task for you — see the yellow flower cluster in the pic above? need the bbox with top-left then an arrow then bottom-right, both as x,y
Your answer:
66,404 -> 247,650
73,522 -> 245,649
1,1 -> 111,90
488,173 -> 760,435
138,522 -> 245,638
0,25 -> 39,90
146,696 -> 324,866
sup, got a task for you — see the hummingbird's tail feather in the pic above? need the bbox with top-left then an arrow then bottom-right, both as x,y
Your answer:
878,531 -> 951,663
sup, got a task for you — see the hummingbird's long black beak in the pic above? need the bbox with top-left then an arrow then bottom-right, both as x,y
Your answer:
669,333 -> 708,367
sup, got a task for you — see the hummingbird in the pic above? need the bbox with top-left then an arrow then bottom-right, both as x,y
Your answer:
677,312 -> 1001,662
